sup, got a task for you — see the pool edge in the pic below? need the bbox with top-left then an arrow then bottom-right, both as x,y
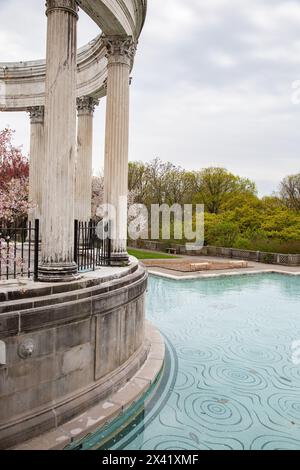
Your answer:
147,269 -> 300,281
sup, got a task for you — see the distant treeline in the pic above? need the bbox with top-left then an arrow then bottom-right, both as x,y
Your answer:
92,158 -> 300,253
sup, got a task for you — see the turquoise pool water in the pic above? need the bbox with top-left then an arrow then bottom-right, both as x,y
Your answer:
76,273 -> 300,450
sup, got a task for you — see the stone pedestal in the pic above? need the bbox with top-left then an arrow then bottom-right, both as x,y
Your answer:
103,36 -> 136,266
39,0 -> 79,282
75,96 -> 99,222
27,106 -> 44,227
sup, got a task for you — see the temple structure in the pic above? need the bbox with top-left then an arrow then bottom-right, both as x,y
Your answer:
0,1 -> 164,451
0,0 -> 148,279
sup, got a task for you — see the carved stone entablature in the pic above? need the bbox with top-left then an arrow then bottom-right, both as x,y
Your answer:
27,106 -> 44,124
46,0 -> 79,18
0,1 -> 147,111
76,96 -> 99,115
102,36 -> 137,66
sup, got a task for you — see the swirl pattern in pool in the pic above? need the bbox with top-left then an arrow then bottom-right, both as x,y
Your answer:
99,274 -> 300,450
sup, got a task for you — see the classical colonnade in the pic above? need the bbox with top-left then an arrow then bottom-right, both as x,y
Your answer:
0,0 -> 147,281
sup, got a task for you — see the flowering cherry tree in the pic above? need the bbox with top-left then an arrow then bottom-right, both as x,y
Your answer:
0,128 -> 29,184
0,178 -> 30,223
0,128 -> 30,224
0,128 -> 30,270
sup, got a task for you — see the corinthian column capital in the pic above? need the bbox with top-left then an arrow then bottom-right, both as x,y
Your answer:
46,0 -> 79,18
27,106 -> 44,124
103,36 -> 137,66
76,96 -> 99,116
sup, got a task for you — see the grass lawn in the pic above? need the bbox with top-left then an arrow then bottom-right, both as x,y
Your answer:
127,248 -> 179,260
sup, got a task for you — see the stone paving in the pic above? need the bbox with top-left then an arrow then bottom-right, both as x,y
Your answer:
140,252 -> 300,279
142,258 -> 249,272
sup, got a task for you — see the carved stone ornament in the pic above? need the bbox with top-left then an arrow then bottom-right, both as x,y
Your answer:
27,106 -> 44,124
46,0 -> 79,17
102,36 -> 137,62
18,339 -> 35,359
76,96 -> 99,115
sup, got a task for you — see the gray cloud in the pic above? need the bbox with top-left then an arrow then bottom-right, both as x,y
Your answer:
0,0 -> 300,195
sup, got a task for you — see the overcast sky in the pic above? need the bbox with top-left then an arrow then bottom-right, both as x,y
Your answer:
0,0 -> 300,196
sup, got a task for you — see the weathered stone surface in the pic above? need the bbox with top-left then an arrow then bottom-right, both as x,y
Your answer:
0,261 -> 141,315
0,380 -> 55,422
95,309 -> 121,380
10,324 -> 164,451
103,36 -> 136,263
60,400 -> 121,442
110,377 -> 149,409
0,356 -> 58,397
0,265 -> 148,448
39,0 -> 78,280
76,97 -> 99,221
135,296 -> 145,350
136,358 -> 164,384
120,301 -> 137,364
13,428 -> 70,451
54,362 -> 94,399
0,409 -> 56,451
56,319 -> 91,352
27,106 -> 45,225
0,314 -> 19,339
5,330 -> 55,366
20,297 -> 92,332
92,290 -> 128,316
62,343 -> 92,375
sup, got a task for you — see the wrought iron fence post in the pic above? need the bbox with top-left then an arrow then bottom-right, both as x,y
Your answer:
107,221 -> 112,266
74,220 -> 79,265
108,237 -> 112,266
34,219 -> 40,282
73,218 -> 113,273
74,219 -> 79,265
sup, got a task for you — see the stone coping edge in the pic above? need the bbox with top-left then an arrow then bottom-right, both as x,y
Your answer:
0,261 -> 145,317
147,269 -> 300,281
12,322 -> 165,450
0,259 -> 139,304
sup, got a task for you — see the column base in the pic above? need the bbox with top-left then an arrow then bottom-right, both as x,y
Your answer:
38,262 -> 81,283
109,252 -> 130,267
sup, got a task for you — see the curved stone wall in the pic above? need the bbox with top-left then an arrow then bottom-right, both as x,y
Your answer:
0,262 -> 148,449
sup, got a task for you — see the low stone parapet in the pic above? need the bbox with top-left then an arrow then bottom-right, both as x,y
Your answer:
0,260 -> 151,449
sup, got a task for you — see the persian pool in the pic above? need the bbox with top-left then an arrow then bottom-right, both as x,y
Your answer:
73,273 -> 300,450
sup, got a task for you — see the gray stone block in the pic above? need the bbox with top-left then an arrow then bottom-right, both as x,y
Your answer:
55,319 -> 91,352
95,310 -> 121,380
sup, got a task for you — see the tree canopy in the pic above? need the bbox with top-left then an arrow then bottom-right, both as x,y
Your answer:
280,173 -> 300,211
1,127 -> 299,254
127,159 -> 300,253
0,129 -> 30,223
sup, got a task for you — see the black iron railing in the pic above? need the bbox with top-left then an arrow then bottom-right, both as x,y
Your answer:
74,220 -> 111,272
0,219 -> 111,281
0,220 -> 39,281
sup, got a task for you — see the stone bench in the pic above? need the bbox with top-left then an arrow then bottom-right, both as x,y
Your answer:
189,263 -> 210,271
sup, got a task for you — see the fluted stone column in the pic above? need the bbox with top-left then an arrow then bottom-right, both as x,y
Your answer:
27,106 -> 44,226
39,0 -> 79,282
103,36 -> 136,265
76,96 -> 99,222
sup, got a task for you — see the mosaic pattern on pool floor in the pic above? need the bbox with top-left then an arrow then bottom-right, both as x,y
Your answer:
96,274 -> 300,450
